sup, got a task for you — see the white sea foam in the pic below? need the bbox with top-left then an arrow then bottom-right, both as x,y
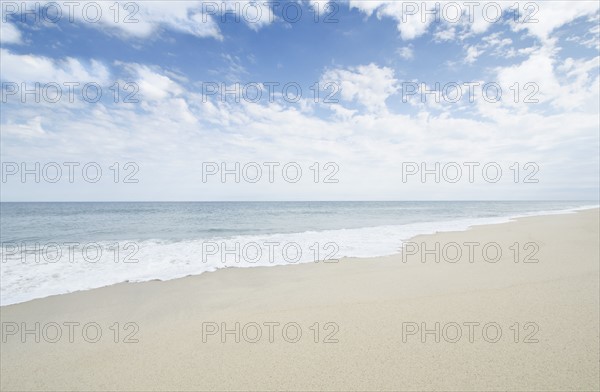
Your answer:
1,205 -> 597,305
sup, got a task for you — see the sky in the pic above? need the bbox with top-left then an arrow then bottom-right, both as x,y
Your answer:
1,0 -> 599,201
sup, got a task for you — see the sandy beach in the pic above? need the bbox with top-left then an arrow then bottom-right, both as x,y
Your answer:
1,208 -> 598,391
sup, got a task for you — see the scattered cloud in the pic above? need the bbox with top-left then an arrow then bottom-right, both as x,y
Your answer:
397,46 -> 414,60
1,0 -> 598,200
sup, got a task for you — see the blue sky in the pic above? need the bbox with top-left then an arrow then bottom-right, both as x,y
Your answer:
1,1 -> 599,201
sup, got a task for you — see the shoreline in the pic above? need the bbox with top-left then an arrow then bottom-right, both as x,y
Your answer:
2,205 -> 598,307
1,208 -> 599,391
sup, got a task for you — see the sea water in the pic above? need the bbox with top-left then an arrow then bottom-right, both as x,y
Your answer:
1,201 -> 597,305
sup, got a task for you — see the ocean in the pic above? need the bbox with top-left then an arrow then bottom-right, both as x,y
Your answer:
1,201 -> 597,305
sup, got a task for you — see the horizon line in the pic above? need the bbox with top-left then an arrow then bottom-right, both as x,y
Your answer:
1,200 -> 598,203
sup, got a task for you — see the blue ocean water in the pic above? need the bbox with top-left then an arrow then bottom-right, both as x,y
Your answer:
1,201 -> 597,305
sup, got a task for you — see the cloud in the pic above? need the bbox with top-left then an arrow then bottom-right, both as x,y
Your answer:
0,48 -> 110,85
348,1 -> 599,43
78,1 -> 223,40
7,1 -> 277,43
348,1 -> 512,40
122,63 -> 184,101
321,63 -> 399,113
510,1 -> 600,42
1,2 -> 599,201
433,26 -> 456,41
397,46 -> 414,60
458,32 -> 514,64
464,45 -> 481,64
221,0 -> 275,31
1,116 -> 46,138
0,20 -> 22,45
494,45 -> 559,102
220,54 -> 249,82
552,55 -> 600,111
566,21 -> 600,51
3,57 -> 598,200
36,1 -> 280,41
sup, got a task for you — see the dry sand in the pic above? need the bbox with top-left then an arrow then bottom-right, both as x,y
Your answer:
1,209 -> 598,391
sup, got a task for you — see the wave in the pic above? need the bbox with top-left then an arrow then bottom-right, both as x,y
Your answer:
1,205 -> 597,305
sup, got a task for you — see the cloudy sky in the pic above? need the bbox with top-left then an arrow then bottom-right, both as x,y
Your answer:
1,1 -> 599,201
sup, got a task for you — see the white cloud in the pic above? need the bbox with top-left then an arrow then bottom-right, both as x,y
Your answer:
3,58 -> 598,200
0,21 -> 22,45
348,1 -> 599,43
434,26 -> 456,42
464,45 -> 481,64
493,44 -> 561,108
348,1 -> 513,40
397,46 -> 414,60
221,0 -> 275,30
566,22 -> 600,51
552,55 -> 600,110
0,48 -> 110,85
347,1 -> 389,17
1,116 -> 46,138
510,1 -> 600,42
220,54 -> 249,82
86,1 -> 223,40
321,63 -> 398,113
122,63 -> 184,101
2,5 -> 599,201
20,1 -> 277,42
64,1 -> 280,40
483,32 -> 511,47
